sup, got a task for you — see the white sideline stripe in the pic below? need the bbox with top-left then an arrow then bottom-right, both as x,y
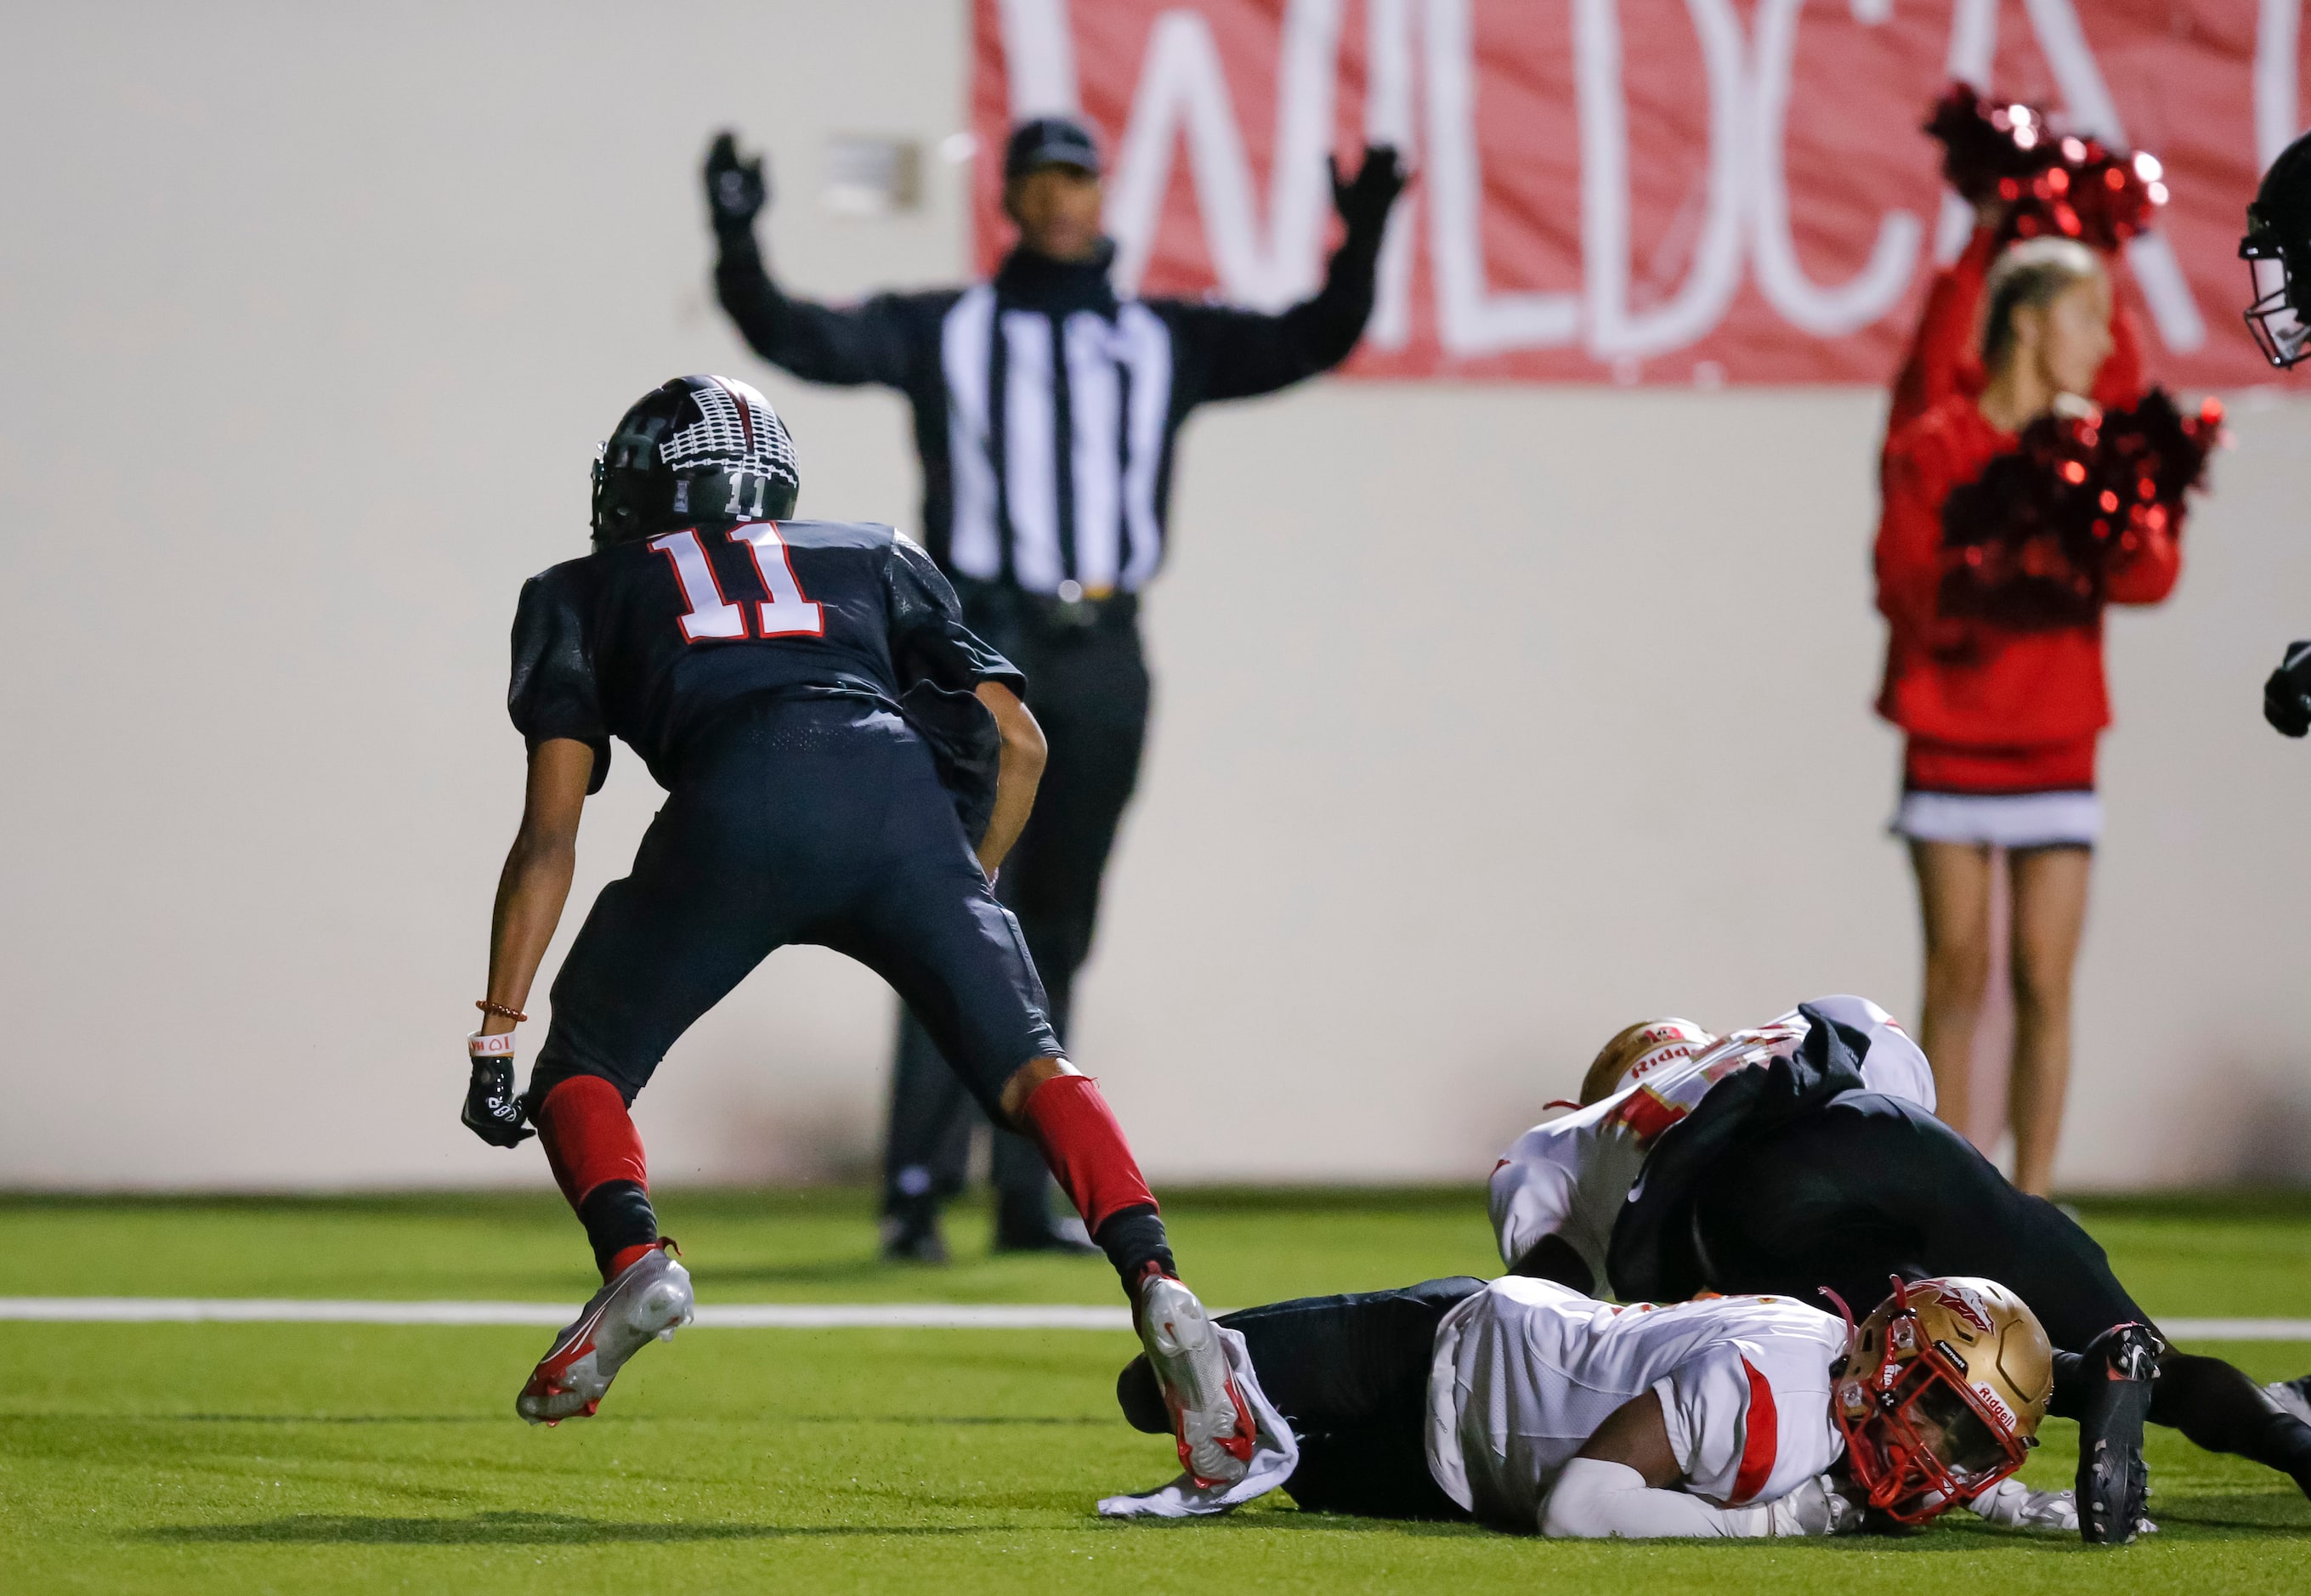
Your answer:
2160,1318 -> 2311,1341
0,1298 -> 1135,1330
0,1300 -> 2303,1339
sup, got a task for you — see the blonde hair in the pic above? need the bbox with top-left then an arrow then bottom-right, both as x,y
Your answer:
1981,237 -> 2104,373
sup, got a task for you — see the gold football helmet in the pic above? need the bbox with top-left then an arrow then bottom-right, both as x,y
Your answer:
1577,1018 -> 1716,1106
1832,1276 -> 2054,1523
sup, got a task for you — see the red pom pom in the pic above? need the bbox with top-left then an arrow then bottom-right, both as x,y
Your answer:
1928,83 -> 2059,203
1924,82 -> 2167,251
1936,387 -> 2218,631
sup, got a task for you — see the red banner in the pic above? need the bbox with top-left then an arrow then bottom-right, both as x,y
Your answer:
974,1 -> 2308,386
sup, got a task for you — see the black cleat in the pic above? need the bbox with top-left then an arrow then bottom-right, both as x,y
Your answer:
2076,1324 -> 2158,1545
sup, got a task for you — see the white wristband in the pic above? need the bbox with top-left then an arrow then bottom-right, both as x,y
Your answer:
467,1031 -> 517,1058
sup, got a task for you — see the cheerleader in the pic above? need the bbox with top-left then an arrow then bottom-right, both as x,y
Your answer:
1874,237 -> 2184,1196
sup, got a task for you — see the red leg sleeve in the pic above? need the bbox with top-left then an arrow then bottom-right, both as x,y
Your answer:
1016,1073 -> 1157,1234
535,1076 -> 649,1209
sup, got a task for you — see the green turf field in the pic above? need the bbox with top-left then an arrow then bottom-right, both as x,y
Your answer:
3,1188 -> 2307,1593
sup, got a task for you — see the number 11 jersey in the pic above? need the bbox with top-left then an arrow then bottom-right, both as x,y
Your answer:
507,519 -> 1025,795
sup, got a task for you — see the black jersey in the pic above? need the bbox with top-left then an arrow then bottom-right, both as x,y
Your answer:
507,518 -> 1024,805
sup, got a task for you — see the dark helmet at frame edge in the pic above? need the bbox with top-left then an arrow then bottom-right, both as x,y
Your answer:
2241,129 -> 2311,369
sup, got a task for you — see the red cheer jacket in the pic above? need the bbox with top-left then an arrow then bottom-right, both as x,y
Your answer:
1874,393 -> 2183,748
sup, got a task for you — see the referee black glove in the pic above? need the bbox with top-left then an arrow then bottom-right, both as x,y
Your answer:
1329,143 -> 1406,240
704,131 -> 768,238
2263,641 -> 2311,737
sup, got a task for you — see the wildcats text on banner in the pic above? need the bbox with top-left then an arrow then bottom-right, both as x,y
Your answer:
975,0 -> 2308,386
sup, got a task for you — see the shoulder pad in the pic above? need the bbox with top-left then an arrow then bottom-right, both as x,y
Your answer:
772,519 -> 895,551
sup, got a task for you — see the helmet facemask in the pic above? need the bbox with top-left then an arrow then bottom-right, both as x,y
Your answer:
2241,216 -> 2310,369
2242,128 -> 2311,370
1828,1277 -> 2048,1525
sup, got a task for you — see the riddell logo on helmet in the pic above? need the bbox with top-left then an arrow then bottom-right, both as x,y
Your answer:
1626,1045 -> 1693,1083
1974,1384 -> 2018,1430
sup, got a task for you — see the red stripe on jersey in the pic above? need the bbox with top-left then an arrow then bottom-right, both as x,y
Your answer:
1731,1357 -> 1779,1504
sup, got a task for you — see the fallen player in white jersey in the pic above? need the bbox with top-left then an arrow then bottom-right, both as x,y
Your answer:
1487,996 -> 2311,1542
1104,1271 -> 2076,1537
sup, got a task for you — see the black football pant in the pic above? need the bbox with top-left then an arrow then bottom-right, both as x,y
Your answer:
1685,1092 -> 2311,1491
882,608 -> 1149,1227
1117,1277 -> 1482,1520
530,698 -> 1060,1124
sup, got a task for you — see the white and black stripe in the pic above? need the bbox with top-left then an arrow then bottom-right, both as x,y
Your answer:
941,292 -> 1175,597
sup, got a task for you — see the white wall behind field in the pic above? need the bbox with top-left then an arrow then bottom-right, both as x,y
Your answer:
2,3 -> 2306,1192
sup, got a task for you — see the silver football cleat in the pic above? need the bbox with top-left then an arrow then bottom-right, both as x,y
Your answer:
516,1242 -> 695,1425
1136,1274 -> 1255,1486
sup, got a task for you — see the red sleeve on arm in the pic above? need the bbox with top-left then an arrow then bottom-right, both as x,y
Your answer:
1889,226 -> 1996,439
1875,437 -> 1950,638
2092,297 -> 2146,410
2090,265 -> 2170,605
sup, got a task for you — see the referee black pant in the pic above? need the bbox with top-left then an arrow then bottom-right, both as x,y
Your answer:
882,600 -> 1150,1231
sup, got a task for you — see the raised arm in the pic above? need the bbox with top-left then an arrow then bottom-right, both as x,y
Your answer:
1889,219 -> 2145,441
1888,219 -> 1999,440
705,132 -> 920,388
1167,145 -> 1405,405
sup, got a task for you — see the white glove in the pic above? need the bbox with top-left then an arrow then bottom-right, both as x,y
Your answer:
1966,1475 -> 2078,1532
1768,1474 -> 1865,1537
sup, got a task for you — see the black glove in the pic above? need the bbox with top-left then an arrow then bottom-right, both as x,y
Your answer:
2075,1323 -> 2158,1545
704,131 -> 768,237
462,1056 -> 535,1148
2263,642 -> 2311,737
1329,143 -> 1406,240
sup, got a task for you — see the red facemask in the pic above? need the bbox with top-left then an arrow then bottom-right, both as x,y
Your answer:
1829,1281 -> 2033,1524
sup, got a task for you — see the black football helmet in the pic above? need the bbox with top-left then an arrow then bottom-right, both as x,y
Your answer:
591,375 -> 801,548
2242,129 -> 2311,369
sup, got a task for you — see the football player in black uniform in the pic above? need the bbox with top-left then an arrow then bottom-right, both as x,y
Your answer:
2246,130 -> 2311,733
461,375 -> 1257,1491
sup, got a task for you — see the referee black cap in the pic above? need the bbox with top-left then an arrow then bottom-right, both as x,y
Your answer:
1005,115 -> 1101,182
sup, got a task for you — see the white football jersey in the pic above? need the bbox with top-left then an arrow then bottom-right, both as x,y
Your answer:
1425,1276 -> 1846,1527
1488,995 -> 1934,1294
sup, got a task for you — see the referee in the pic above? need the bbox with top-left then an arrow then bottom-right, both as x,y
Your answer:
705,116 -> 1403,1259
